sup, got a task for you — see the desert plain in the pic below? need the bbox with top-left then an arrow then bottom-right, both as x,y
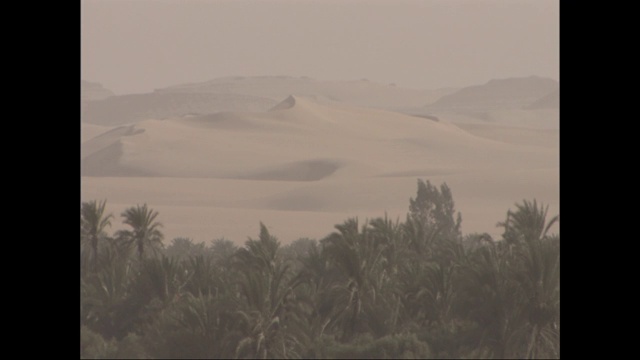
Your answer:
81,76 -> 559,244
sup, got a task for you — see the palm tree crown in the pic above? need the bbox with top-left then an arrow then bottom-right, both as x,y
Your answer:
117,204 -> 164,260
81,199 -> 113,271
497,199 -> 559,244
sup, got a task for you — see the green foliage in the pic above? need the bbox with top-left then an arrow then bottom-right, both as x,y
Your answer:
316,333 -> 432,359
81,250 -> 135,338
163,237 -> 206,260
81,325 -> 118,359
136,255 -> 188,303
142,293 -> 241,359
81,199 -> 113,273
455,200 -> 560,358
116,203 -> 164,260
279,237 -> 318,273
497,199 -> 559,244
232,223 -> 306,358
79,189 -> 559,359
209,238 -> 238,266
408,180 -> 462,244
112,333 -> 149,359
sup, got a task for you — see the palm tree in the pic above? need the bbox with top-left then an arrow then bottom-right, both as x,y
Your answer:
81,199 -> 113,272
81,250 -> 134,338
144,292 -> 243,359
138,255 -> 188,303
321,218 -> 390,341
366,216 -> 406,336
506,238 -> 560,358
497,199 -> 559,244
184,254 -> 218,297
234,262 -> 297,359
282,239 -> 348,357
116,204 -> 164,260
457,200 -> 560,358
501,200 -> 560,358
368,215 -> 405,276
233,223 -> 303,359
455,241 -> 518,358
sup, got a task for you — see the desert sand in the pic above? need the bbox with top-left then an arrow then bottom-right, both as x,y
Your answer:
81,77 -> 456,126
81,94 -> 558,244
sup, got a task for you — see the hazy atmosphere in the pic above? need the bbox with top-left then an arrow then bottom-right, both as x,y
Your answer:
82,0 -> 559,95
81,1 -> 559,358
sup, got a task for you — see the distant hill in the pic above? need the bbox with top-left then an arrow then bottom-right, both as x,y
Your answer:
82,95 -> 555,178
526,89 -> 559,109
81,76 -> 457,125
81,80 -> 115,116
82,92 -> 278,126
81,80 -> 114,101
157,76 -> 454,111
427,76 -> 559,112
81,95 -> 558,243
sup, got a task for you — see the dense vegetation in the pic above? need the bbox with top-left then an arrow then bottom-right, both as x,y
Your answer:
80,180 -> 559,359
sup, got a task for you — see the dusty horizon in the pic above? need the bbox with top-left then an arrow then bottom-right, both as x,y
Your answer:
81,0 -> 559,95
81,91 -> 559,244
81,0 -> 559,245
81,2 -> 559,357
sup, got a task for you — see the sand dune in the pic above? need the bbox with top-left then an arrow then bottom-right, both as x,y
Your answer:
81,96 -> 558,243
455,123 -> 559,147
527,89 -> 559,109
239,159 -> 343,182
81,80 -> 115,119
82,92 -> 278,126
82,96 -> 556,178
81,123 -> 113,143
82,77 -> 457,127
158,76 -> 456,111
428,76 -> 558,111
81,80 -> 114,102
429,109 -> 559,130
483,109 -> 558,129
81,169 -> 558,243
420,76 -> 559,129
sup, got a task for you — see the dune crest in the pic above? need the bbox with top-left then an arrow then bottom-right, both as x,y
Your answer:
81,98 -> 556,180
237,159 -> 342,182
82,96 -> 558,242
269,95 -> 298,111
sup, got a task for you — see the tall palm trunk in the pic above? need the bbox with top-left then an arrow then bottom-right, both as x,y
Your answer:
117,204 -> 163,261
91,235 -> 99,272
138,238 -> 145,260
526,325 -> 538,359
344,287 -> 361,342
81,200 -> 113,273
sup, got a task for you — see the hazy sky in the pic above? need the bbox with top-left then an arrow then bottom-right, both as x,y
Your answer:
81,0 -> 559,95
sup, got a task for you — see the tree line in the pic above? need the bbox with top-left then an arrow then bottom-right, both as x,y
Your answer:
80,179 -> 559,359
